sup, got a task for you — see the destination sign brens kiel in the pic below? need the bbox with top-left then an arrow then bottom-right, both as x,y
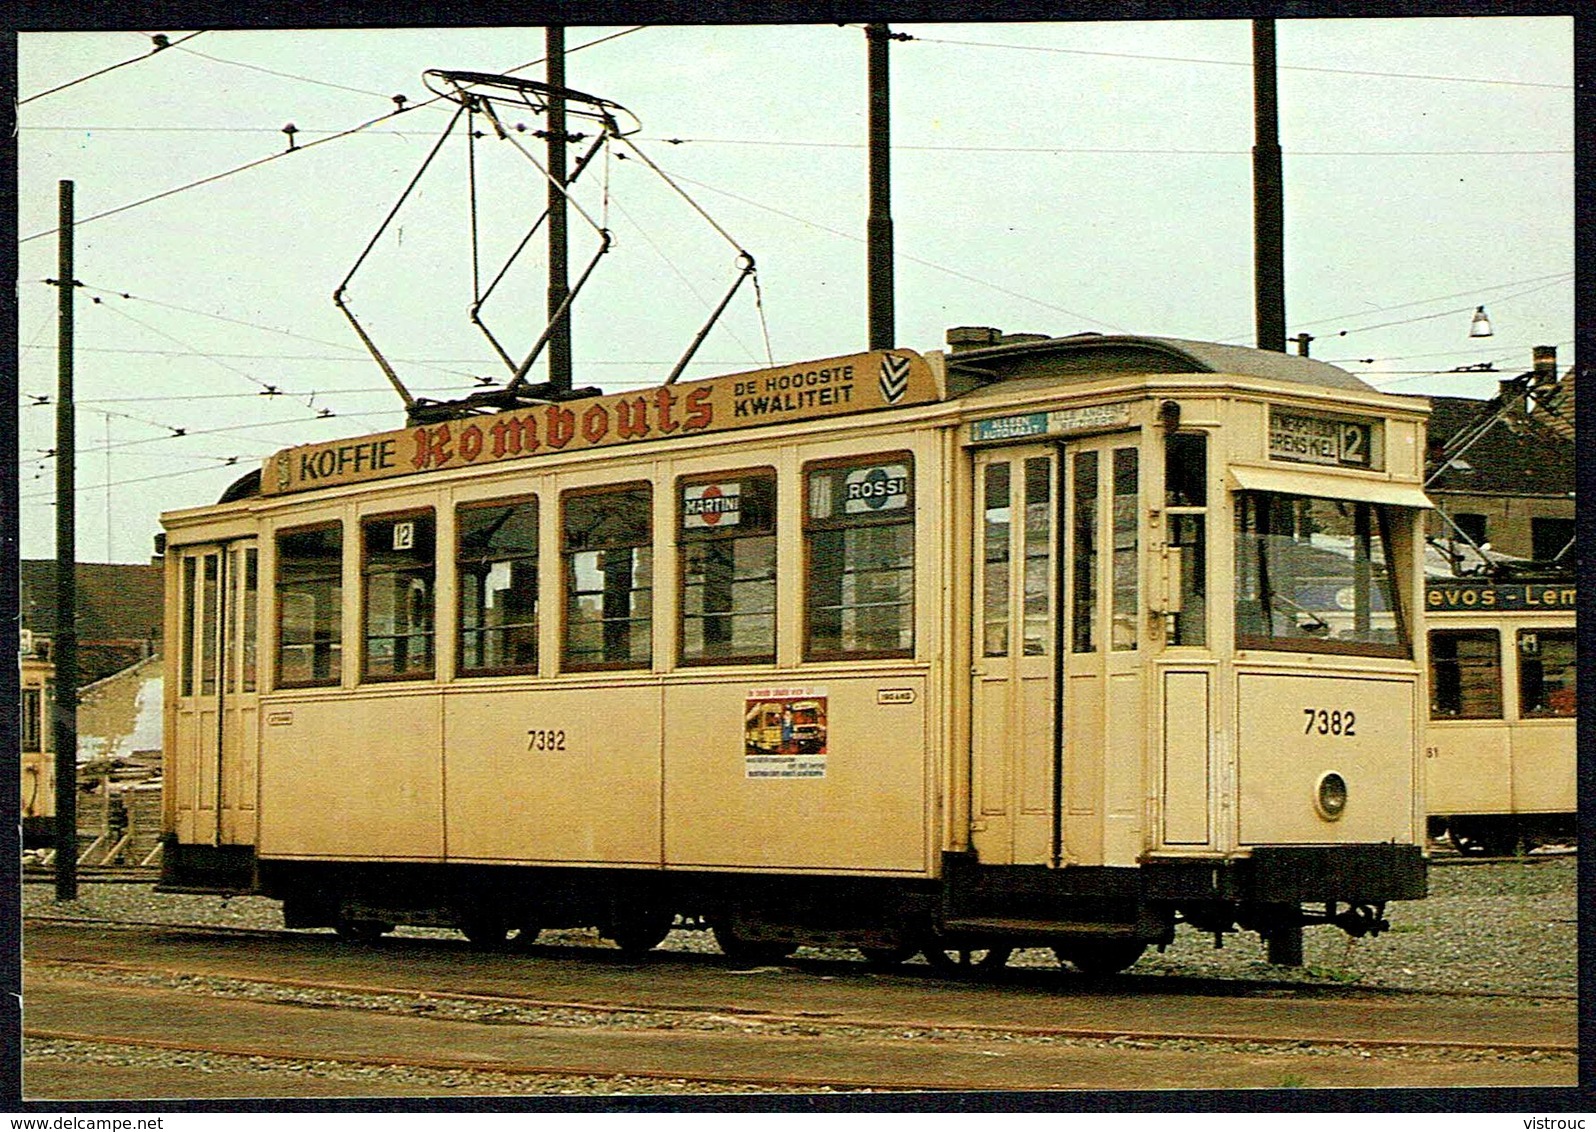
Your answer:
263,350 -> 941,496
1268,408 -> 1381,469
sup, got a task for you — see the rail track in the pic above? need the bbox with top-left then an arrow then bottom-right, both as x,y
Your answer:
26,943 -> 1577,1055
23,911 -> 1576,1095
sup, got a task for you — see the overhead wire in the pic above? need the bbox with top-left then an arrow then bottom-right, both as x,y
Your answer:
898,31 -> 1574,90
18,31 -> 208,106
18,26 -> 647,245
652,162 -> 1134,333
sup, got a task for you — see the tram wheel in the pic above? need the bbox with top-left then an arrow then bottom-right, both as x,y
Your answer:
459,913 -> 511,950
921,941 -> 1013,974
335,919 -> 393,942
1449,818 -> 1518,858
1053,940 -> 1147,976
858,945 -> 916,970
712,924 -> 794,967
608,911 -> 675,957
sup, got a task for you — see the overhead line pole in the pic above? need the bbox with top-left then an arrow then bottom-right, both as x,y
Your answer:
866,23 -> 895,351
53,180 -> 79,902
1253,19 -> 1287,354
547,26 -> 572,394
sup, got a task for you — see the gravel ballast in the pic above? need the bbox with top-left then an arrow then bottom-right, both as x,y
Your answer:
22,854 -> 1575,997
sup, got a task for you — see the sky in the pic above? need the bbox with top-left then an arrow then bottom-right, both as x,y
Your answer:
14,18 -> 1576,563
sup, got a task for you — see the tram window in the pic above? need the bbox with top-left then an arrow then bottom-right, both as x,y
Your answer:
679,472 -> 776,665
982,463 -> 1011,657
564,485 -> 653,670
1022,457 -> 1053,656
1165,433 -> 1207,508
1164,433 -> 1207,647
1111,448 -> 1139,651
1234,493 -> 1407,658
458,499 -> 539,676
200,554 -> 220,695
236,546 -> 258,693
277,523 -> 343,687
1429,630 -> 1502,718
363,512 -> 436,681
21,688 -> 40,752
1071,451 -> 1098,653
804,455 -> 915,659
1518,628 -> 1576,718
181,555 -> 197,696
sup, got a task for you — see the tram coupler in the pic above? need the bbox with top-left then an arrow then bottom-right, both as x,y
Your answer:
1327,902 -> 1389,938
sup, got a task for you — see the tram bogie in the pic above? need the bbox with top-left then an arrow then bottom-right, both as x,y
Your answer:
158,333 -> 1432,970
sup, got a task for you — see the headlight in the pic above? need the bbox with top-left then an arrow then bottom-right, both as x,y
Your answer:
1315,772 -> 1348,821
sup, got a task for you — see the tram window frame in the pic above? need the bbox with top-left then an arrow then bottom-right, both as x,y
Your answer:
457,496 -> 540,678
275,522 -> 344,688
1163,432 -> 1208,647
21,687 -> 41,752
562,483 -> 654,672
803,453 -> 916,661
1233,492 -> 1409,659
678,469 -> 777,667
1517,628 -> 1576,718
361,509 -> 438,683
1428,629 -> 1502,719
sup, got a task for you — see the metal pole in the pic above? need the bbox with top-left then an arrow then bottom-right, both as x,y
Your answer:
1252,19 -> 1286,353
53,179 -> 78,902
547,25 -> 572,393
866,23 -> 895,351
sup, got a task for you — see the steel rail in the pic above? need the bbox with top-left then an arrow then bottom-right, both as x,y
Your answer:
27,947 -> 1576,1053
21,1028 -> 927,1094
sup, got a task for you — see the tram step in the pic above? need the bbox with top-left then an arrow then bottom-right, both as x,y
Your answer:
942,917 -> 1141,939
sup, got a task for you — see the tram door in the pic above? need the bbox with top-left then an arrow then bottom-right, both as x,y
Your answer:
1059,435 -> 1143,867
172,541 -> 260,845
970,446 -> 1059,865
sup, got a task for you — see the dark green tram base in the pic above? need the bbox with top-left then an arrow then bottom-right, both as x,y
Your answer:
158,834 -> 1426,966
22,816 -> 56,850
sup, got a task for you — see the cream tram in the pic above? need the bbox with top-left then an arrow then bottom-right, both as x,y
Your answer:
20,648 -> 56,848
158,332 -> 1431,971
1424,572 -> 1576,856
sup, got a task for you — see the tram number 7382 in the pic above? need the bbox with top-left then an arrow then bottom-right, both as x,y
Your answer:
1303,708 -> 1357,736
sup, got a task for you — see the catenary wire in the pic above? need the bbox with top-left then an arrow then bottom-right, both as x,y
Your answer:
18,27 -> 646,245
18,31 -> 207,106
900,32 -> 1574,90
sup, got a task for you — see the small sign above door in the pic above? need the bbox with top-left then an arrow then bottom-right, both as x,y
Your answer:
970,402 -> 1132,445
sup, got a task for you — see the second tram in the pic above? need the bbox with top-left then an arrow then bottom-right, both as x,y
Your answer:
1424,572 -> 1577,855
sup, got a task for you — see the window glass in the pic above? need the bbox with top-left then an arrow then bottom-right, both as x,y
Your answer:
1429,629 -> 1502,718
458,499 -> 539,675
805,456 -> 914,658
1165,432 -> 1207,647
1111,447 -> 1139,651
564,486 -> 652,670
277,524 -> 343,686
363,513 -> 436,680
237,546 -> 258,693
181,555 -> 197,696
200,554 -> 220,695
1518,628 -> 1575,718
21,688 -> 40,753
679,473 -> 776,665
1071,451 -> 1098,654
1022,457 -> 1053,657
982,462 -> 1011,658
1235,493 -> 1408,657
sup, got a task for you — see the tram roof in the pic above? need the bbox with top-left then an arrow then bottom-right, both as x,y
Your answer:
942,333 -> 1374,394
